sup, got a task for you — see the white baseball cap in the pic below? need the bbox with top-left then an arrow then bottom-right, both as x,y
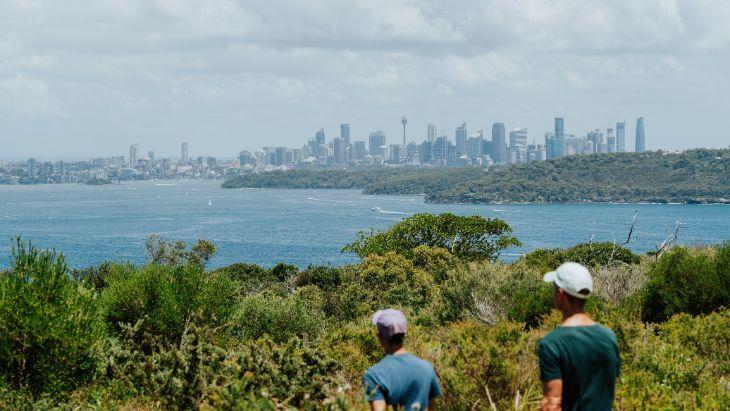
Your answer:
372,309 -> 407,338
543,262 -> 593,299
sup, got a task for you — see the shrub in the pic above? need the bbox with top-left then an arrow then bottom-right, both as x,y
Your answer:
642,244 -> 729,323
356,252 -> 434,313
520,242 -> 640,272
103,319 -> 230,409
294,265 -> 343,289
207,337 -> 343,409
229,294 -> 324,342
343,213 -> 520,261
434,261 -> 552,327
0,240 -> 103,397
99,262 -> 236,341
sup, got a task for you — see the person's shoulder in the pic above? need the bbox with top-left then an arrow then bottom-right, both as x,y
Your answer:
592,323 -> 618,341
403,353 -> 436,372
540,326 -> 565,344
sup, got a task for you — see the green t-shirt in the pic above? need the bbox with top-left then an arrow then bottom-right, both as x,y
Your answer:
537,324 -> 620,411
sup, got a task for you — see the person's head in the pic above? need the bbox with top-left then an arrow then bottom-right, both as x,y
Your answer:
372,309 -> 407,352
543,262 -> 593,312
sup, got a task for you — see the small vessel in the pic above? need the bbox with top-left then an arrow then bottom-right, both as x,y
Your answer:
208,200 -> 213,206
371,206 -> 381,212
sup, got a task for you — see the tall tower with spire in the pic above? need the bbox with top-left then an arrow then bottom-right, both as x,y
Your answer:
635,117 -> 645,152
401,115 -> 407,145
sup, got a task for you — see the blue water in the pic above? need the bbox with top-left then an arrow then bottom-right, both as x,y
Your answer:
1,180 -> 728,269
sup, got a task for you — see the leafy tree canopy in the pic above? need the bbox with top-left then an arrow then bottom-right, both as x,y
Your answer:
343,213 -> 520,261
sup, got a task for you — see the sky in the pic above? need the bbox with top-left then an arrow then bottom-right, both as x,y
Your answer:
1,0 -> 729,160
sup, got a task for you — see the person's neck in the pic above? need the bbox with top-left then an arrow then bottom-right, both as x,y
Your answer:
385,346 -> 407,355
561,309 -> 595,327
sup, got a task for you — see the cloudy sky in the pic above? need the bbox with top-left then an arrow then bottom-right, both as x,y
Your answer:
1,0 -> 729,159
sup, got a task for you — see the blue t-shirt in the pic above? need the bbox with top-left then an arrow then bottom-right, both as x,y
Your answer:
362,353 -> 442,410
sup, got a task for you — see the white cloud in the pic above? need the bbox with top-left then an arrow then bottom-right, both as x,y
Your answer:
0,0 -> 728,157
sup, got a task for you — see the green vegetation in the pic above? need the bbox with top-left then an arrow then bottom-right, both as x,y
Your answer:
222,148 -> 730,204
1,216 -> 728,409
343,213 -> 520,261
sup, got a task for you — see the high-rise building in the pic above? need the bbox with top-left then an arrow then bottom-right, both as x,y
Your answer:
368,130 -> 386,157
606,128 -> 616,153
616,122 -> 626,152
353,141 -> 366,160
333,138 -> 347,165
467,136 -> 482,158
545,132 -> 555,159
455,123 -> 467,156
433,136 -> 448,164
26,158 -> 36,177
586,129 -> 603,153
509,128 -> 528,162
491,123 -> 507,164
315,128 -> 325,146
147,151 -> 155,162
340,124 -> 351,145
554,117 -> 565,157
181,142 -> 188,162
420,140 -> 433,164
427,123 -> 437,144
129,144 -> 139,167
389,144 -> 402,164
635,117 -> 645,152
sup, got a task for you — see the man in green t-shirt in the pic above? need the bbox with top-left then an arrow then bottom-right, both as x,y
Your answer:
538,262 -> 620,411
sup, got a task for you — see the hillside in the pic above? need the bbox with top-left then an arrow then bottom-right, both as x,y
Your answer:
222,149 -> 730,204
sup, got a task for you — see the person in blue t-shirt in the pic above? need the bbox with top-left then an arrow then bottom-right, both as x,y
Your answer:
362,309 -> 442,411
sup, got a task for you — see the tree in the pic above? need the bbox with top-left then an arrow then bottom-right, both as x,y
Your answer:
146,234 -> 217,267
343,213 -> 520,261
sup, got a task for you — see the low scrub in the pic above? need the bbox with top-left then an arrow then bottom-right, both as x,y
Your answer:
0,240 -> 103,398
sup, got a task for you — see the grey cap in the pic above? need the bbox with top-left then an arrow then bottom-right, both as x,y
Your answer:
543,262 -> 593,299
372,309 -> 407,338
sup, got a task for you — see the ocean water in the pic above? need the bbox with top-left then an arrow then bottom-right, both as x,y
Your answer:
1,180 -> 728,269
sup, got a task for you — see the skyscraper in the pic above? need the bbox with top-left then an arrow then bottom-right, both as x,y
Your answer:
616,122 -> 626,152
181,142 -> 189,162
635,117 -> 645,152
129,144 -> 139,167
368,130 -> 386,157
455,123 -> 467,156
509,128 -> 528,162
554,117 -> 565,157
491,123 -> 507,164
545,132 -> 555,159
340,124 -> 350,145
606,128 -> 616,153
427,123 -> 437,144
333,138 -> 347,165
315,128 -> 325,146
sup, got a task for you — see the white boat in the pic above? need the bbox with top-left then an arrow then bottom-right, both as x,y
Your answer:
208,200 -> 213,206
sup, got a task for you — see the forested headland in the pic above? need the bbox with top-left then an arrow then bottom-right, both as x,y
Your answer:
1,213 -> 728,409
222,148 -> 730,204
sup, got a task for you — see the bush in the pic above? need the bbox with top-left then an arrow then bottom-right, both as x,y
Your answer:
433,261 -> 552,327
343,213 -> 520,261
294,265 -> 343,289
207,337 -> 343,409
520,242 -> 640,272
103,319 -> 230,409
229,294 -> 324,342
99,262 -> 235,341
0,240 -> 103,397
642,244 -> 729,323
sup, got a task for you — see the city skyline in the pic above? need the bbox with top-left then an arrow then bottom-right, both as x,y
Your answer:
1,1 -> 729,158
1,115 -> 658,162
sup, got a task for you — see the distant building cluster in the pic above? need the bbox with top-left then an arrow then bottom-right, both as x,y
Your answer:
0,142 -> 236,185
238,116 -> 647,171
0,116 -> 647,184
